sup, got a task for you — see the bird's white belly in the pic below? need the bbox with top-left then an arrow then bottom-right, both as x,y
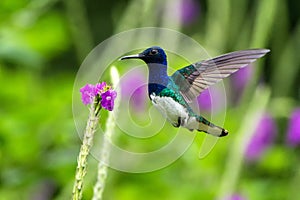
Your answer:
150,94 -> 189,127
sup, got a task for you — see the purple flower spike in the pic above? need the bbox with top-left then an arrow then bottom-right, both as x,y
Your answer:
80,82 -> 117,111
197,89 -> 212,111
180,0 -> 200,25
245,113 -> 277,161
101,90 -> 117,111
286,108 -> 300,147
197,87 -> 224,113
80,84 -> 96,105
223,194 -> 247,200
231,65 -> 252,102
232,65 -> 252,91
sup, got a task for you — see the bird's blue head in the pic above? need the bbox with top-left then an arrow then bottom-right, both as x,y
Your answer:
120,46 -> 167,65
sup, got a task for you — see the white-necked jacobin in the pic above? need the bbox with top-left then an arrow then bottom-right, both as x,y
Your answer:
120,47 -> 269,137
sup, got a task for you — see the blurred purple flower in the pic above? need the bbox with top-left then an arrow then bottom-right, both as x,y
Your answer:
232,65 -> 252,90
80,84 -> 96,105
231,65 -> 252,101
120,69 -> 147,112
197,89 -> 212,111
286,108 -> 300,147
101,90 -> 117,111
222,194 -> 247,200
245,113 -> 277,161
179,0 -> 200,25
197,87 -> 224,113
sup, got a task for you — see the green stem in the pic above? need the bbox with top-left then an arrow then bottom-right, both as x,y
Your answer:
64,0 -> 94,62
72,104 -> 99,200
92,66 -> 120,200
216,86 -> 271,199
92,109 -> 114,200
288,158 -> 300,200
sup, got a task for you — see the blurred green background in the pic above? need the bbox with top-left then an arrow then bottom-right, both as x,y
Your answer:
1,0 -> 300,199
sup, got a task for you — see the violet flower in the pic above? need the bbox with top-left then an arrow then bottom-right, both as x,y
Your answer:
197,87 -> 223,113
223,194 -> 247,200
197,89 -> 212,111
232,66 -> 252,90
179,0 -> 200,25
101,90 -> 117,111
95,82 -> 108,94
245,113 -> 277,161
80,84 -> 97,105
286,108 -> 300,147
231,65 -> 252,102
79,82 -> 117,111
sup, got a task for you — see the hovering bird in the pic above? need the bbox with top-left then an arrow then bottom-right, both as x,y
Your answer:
120,47 -> 269,137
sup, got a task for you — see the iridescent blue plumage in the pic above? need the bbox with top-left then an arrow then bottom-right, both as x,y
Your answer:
121,46 -> 270,137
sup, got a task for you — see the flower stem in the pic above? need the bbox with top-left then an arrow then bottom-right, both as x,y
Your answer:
216,86 -> 270,199
92,111 -> 113,200
72,104 -> 99,200
92,66 -> 120,200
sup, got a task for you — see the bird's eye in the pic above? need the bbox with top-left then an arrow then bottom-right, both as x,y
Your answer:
149,49 -> 158,55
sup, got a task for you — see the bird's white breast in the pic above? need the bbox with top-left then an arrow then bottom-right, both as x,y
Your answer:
150,93 -> 189,126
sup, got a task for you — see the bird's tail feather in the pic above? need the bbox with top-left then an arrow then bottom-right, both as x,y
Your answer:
196,115 -> 228,137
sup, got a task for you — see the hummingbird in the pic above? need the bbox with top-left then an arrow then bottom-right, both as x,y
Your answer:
120,47 -> 269,137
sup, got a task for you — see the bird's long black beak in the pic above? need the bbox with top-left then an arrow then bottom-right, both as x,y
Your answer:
119,54 -> 143,60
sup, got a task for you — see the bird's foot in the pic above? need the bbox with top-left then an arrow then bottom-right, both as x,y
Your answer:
172,117 -> 182,128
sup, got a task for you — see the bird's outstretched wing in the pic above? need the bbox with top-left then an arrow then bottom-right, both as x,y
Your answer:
170,49 -> 270,102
